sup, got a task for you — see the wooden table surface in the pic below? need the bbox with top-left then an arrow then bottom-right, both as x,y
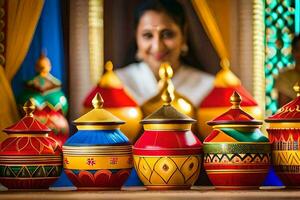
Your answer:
0,186 -> 299,200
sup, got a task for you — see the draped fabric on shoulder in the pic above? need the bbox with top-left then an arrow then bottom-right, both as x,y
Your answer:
0,0 -> 44,141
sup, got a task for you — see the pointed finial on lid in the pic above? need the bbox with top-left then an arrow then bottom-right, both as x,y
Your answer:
105,61 -> 113,72
230,91 -> 242,109
161,84 -> 175,105
294,82 -> 300,97
159,62 -> 173,80
92,93 -> 104,109
36,50 -> 51,76
23,99 -> 36,117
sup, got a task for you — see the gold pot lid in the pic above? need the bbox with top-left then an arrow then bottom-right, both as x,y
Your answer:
214,61 -> 241,87
141,79 -> 196,125
74,93 -> 124,126
98,61 -> 123,88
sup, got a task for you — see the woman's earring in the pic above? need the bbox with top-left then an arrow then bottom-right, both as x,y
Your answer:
181,44 -> 188,56
135,50 -> 142,61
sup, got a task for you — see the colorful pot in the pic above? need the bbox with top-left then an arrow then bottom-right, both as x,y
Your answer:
34,107 -> 69,147
19,53 -> 68,115
0,100 -> 62,189
133,84 -> 202,190
18,53 -> 69,146
265,82 -> 300,187
198,67 -> 263,140
83,61 -> 142,143
63,93 -> 132,190
204,91 -> 271,189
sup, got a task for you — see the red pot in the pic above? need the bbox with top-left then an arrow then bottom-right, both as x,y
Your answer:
265,83 -> 300,187
204,92 -> 271,189
133,82 -> 202,190
0,100 -> 62,189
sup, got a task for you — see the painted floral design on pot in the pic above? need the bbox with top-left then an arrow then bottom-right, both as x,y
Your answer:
0,99 -> 62,189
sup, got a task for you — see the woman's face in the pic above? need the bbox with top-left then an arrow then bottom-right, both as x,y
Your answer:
136,10 -> 185,76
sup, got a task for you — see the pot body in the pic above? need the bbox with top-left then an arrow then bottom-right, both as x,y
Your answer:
204,142 -> 271,189
133,130 -> 202,190
63,129 -> 132,190
0,134 -> 62,189
34,108 -> 69,146
20,88 -> 68,116
267,127 -> 300,187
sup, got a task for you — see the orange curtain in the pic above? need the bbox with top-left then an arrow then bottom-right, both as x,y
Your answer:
6,0 -> 44,80
191,0 -> 230,68
0,0 -> 44,141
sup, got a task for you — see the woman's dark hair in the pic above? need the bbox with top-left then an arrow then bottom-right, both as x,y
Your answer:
134,0 -> 186,33
122,0 -> 203,70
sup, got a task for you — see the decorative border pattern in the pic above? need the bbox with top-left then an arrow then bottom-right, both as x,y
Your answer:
65,168 -> 131,188
134,155 -> 201,186
204,143 -> 271,154
0,165 -> 61,178
273,151 -> 300,166
204,153 -> 271,164
63,154 -> 132,170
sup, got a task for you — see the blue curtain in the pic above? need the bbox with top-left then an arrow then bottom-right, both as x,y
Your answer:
12,0 -> 67,97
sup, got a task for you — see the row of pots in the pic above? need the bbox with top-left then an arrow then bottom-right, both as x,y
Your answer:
0,82 -> 299,190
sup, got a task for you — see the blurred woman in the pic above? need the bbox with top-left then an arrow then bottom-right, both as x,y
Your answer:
116,0 -> 214,106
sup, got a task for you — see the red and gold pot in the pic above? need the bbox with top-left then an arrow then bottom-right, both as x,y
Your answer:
133,85 -> 202,190
265,82 -> 300,187
0,100 -> 62,189
204,91 -> 271,189
83,61 -> 142,143
63,93 -> 132,190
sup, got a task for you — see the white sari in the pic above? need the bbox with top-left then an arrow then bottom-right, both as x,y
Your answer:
116,62 -> 214,106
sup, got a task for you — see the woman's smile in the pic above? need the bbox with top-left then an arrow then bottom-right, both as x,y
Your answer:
152,52 -> 169,61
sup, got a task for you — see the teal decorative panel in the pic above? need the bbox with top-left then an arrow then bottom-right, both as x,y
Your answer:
265,0 -> 295,115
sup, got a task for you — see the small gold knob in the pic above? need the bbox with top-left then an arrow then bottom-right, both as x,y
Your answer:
105,61 -> 113,72
92,93 -> 104,109
23,99 -> 36,117
159,62 -> 173,80
230,91 -> 242,109
294,82 -> 300,97
36,52 -> 51,76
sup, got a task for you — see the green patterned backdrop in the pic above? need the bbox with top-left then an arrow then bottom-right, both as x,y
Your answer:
265,0 -> 295,115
